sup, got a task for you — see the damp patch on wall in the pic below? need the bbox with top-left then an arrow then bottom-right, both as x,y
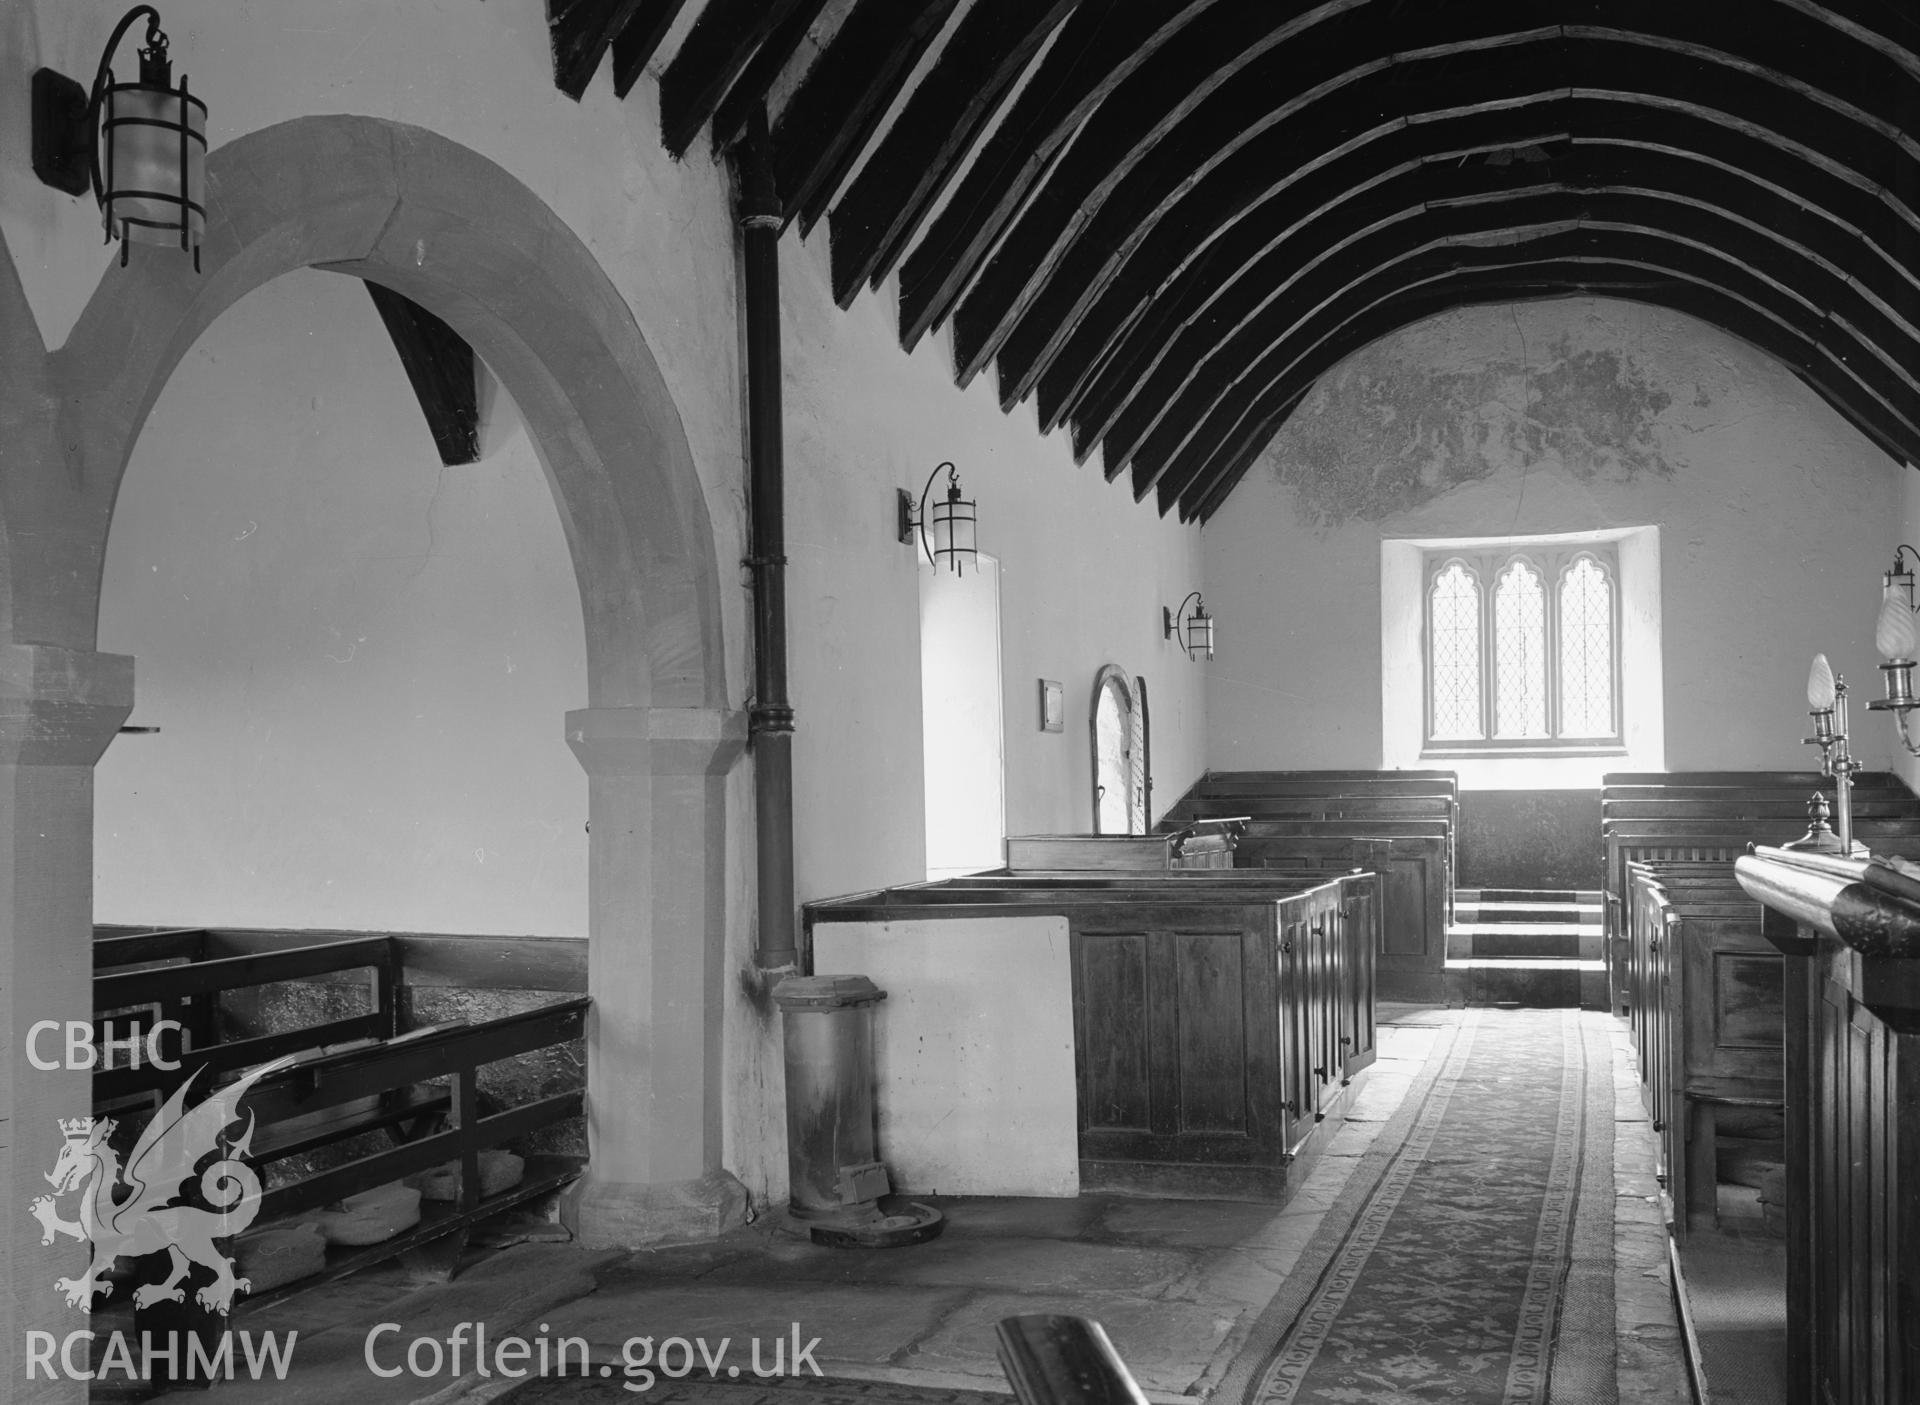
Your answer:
1264,331 -> 1681,529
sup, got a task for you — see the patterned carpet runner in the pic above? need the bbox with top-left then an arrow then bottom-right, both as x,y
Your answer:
1223,1008 -> 1618,1405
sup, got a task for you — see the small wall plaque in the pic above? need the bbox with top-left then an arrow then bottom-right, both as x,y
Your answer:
1039,678 -> 1064,732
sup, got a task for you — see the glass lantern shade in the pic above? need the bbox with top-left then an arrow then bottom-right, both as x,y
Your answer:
1877,590 -> 1918,661
1185,607 -> 1215,660
927,484 -> 977,575
100,67 -> 205,262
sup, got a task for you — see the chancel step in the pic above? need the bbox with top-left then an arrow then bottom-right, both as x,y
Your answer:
1448,889 -> 1606,1010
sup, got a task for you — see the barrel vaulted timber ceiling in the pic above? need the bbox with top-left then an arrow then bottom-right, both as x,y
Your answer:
544,0 -> 1920,522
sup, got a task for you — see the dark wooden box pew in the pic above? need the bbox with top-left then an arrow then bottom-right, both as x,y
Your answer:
1623,862 -> 1780,1237
803,869 -> 1379,1204
1604,770 -> 1908,788
1223,825 -> 1450,1003
1183,778 -> 1456,800
1179,797 -> 1455,824
1187,768 -> 1458,793
90,925 -> 588,1306
1004,821 -> 1241,871
1605,796 -> 1920,822
1602,808 -> 1920,1017
1735,846 -> 1920,1403
1164,770 -> 1457,851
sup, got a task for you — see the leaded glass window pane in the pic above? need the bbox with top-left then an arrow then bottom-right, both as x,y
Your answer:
1559,556 -> 1614,736
1493,560 -> 1547,737
1430,562 -> 1481,740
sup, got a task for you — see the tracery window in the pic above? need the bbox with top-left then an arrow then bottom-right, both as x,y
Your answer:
1424,546 -> 1619,752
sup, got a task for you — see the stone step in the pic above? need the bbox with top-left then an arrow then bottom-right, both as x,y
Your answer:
1451,905 -> 1605,928
1446,956 -> 1608,1010
1446,926 -> 1607,961
1458,888 -> 1603,905
1449,920 -> 1604,935
1457,931 -> 1586,959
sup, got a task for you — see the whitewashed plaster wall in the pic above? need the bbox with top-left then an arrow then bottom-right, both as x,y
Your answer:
1205,298 -> 1903,780
93,269 -> 590,936
780,230 -> 1207,906
1,0 -> 1207,1204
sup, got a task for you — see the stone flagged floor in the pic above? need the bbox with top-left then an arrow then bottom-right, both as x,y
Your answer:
157,1009 -> 1692,1405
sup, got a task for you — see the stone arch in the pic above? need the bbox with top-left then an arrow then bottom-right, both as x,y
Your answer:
51,115 -> 725,710
6,115 -> 745,1258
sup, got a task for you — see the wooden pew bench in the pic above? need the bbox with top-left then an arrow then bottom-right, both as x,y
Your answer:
1624,861 -> 1780,1237
1600,769 -> 1920,1016
90,926 -> 588,1309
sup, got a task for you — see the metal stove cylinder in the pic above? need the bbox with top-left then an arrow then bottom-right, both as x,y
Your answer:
772,974 -> 887,1221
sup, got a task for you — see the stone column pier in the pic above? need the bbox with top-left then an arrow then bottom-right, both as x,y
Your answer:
562,705 -> 749,1246
2,645 -> 133,1403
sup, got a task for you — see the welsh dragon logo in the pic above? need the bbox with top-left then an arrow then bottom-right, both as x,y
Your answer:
29,1054 -> 295,1314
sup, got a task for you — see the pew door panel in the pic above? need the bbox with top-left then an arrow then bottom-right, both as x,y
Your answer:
1368,836 -> 1446,1000
1339,878 -> 1379,1079
1071,904 -> 1286,1198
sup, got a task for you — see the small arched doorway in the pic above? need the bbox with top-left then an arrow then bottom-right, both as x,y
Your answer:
1091,664 -> 1149,834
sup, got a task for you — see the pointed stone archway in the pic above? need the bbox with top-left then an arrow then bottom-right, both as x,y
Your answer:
1,116 -> 745,1380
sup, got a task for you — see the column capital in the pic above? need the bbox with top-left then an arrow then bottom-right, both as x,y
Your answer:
0,643 -> 133,767
566,706 -> 748,778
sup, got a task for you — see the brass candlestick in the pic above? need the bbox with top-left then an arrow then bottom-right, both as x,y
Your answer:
1803,654 -> 1865,858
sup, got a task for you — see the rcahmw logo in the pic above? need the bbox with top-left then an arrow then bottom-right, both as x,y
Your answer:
27,1052 -> 298,1346
26,1328 -> 298,1384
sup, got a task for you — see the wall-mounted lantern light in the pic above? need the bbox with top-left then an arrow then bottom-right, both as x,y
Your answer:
32,6 -> 207,270
1164,591 -> 1215,661
897,461 -> 978,575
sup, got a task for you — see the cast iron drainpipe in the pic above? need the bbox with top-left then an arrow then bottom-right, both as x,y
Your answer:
738,113 -> 797,971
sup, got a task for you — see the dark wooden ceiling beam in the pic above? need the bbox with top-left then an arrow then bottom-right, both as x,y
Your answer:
1075,75 -> 1912,472
1106,161 -> 1918,485
1793,0 -> 1920,63
825,0 -> 1080,309
949,2 -> 1563,389
1025,8 -> 1912,412
1570,5 -> 1917,133
1125,191 -> 1920,499
1047,33 -> 1915,448
1041,123 -> 1572,447
611,0 -> 693,99
1154,231 -> 1920,518
548,0 -> 650,100
893,0 -> 1222,352
659,0 -> 813,157
1042,95 -> 1583,450
365,283 -> 481,468
773,0 -> 963,232
1185,261 -> 1920,519
1052,90 -> 1920,447
708,0 -> 832,152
